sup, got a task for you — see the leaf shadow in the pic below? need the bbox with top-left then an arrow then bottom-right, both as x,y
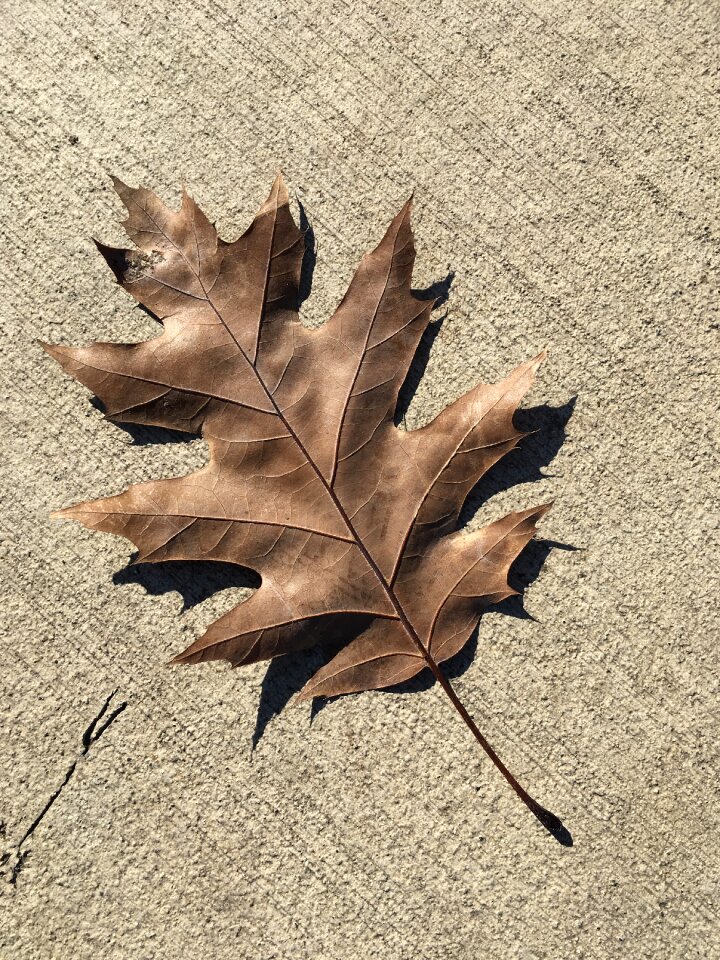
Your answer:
113,559 -> 260,611
250,617 -> 371,753
500,537 -> 581,621
413,270 -> 455,309
459,396 -> 577,528
250,648 -> 326,753
90,396 -> 196,447
395,271 -> 454,426
297,197 -> 316,307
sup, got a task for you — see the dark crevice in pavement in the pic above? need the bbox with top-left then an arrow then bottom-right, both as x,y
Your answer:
2,691 -> 127,885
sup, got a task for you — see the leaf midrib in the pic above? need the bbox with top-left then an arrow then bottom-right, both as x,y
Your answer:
171,200 -> 437,666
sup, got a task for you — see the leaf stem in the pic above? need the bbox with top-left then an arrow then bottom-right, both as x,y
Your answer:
329,498 -> 564,838
419,653 -> 564,835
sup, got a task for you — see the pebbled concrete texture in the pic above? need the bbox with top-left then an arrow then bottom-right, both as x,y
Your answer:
1,0 -> 718,956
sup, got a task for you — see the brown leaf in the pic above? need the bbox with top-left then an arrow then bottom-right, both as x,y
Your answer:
45,175 -> 566,838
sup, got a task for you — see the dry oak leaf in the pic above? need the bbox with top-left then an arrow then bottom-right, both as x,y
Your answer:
45,175 -> 566,838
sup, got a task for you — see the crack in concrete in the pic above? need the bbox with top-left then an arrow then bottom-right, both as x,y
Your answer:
2,691 -> 127,886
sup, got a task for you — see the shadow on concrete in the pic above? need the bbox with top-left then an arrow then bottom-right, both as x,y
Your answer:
114,560 -> 259,611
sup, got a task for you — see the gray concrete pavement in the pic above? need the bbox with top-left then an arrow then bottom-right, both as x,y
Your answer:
1,1 -> 718,957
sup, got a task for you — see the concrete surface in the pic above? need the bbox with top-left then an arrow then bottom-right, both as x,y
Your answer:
1,1 -> 718,957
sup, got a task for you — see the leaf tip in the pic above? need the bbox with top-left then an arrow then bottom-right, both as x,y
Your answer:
533,501 -> 554,522
271,170 -> 289,205
294,677 -> 321,705
530,350 -> 548,374
399,193 -> 414,221
169,635 -> 210,665
110,174 -> 131,198
40,340 -> 74,367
